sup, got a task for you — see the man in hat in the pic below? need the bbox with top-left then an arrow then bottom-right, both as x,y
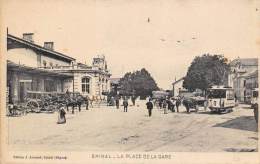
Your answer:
123,97 -> 128,112
146,98 -> 154,117
115,96 -> 120,109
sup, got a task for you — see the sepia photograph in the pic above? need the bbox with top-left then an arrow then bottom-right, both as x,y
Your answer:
1,0 -> 259,163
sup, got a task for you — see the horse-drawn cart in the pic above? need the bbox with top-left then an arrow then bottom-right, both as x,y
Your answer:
25,91 -> 66,113
182,96 -> 206,113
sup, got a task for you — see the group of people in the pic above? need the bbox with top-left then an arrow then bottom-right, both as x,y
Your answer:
56,93 -> 185,124
157,97 -> 181,114
115,96 -> 154,117
144,96 -> 182,117
108,95 -> 136,109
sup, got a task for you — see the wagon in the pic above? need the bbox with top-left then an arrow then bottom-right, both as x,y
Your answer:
25,91 -> 66,113
182,96 -> 206,113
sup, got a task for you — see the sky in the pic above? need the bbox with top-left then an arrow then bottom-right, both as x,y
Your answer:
2,0 -> 259,89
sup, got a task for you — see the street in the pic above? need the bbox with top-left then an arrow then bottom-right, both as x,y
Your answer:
7,101 -> 258,152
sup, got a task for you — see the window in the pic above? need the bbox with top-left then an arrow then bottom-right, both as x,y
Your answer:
208,90 -> 226,98
44,80 -> 56,92
253,91 -> 258,98
82,77 -> 90,93
226,90 -> 234,100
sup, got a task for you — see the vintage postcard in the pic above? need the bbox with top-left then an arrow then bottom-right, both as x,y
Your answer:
0,0 -> 259,164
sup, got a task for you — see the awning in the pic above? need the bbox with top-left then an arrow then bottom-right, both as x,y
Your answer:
7,61 -> 73,78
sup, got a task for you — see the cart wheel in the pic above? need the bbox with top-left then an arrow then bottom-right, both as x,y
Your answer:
26,100 -> 40,113
46,105 -> 56,113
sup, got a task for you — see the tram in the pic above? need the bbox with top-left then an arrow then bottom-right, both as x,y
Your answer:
207,86 -> 235,113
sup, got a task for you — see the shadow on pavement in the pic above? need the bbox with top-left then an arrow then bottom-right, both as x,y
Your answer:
224,148 -> 257,152
213,116 -> 258,132
196,110 -> 233,115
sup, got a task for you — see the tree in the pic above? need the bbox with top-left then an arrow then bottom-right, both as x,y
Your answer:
183,54 -> 229,92
119,68 -> 159,98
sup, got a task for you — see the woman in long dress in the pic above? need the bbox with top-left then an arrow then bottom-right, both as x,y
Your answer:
57,107 -> 66,124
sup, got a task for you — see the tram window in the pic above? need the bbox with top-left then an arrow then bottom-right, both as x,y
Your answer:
226,90 -> 234,100
253,91 -> 258,98
208,90 -> 226,98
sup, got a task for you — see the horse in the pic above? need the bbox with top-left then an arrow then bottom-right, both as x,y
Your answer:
182,97 -> 198,113
65,93 -> 86,114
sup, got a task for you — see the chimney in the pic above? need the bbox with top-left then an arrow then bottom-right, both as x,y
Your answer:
44,42 -> 54,50
23,33 -> 34,43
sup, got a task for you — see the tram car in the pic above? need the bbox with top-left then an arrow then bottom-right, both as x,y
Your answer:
207,86 -> 235,113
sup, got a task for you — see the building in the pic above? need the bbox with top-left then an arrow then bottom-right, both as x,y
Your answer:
109,78 -> 121,95
49,56 -> 111,98
244,70 -> 258,103
228,58 -> 258,102
7,32 -> 112,105
7,33 -> 75,104
172,77 -> 184,97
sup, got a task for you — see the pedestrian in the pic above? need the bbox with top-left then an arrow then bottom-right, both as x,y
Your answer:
57,107 -> 66,124
162,99 -> 167,108
158,98 -> 163,109
167,98 -> 174,112
170,98 -> 176,112
163,101 -> 167,114
123,97 -> 128,112
109,96 -> 113,106
182,98 -> 191,113
176,97 -> 181,112
146,98 -> 154,117
85,95 -> 89,110
131,96 -> 136,106
115,96 -> 120,109
162,99 -> 167,114
204,100 -> 208,111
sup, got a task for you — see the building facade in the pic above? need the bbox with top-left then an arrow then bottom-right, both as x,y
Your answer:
172,77 -> 184,97
7,33 -> 75,104
44,56 -> 111,98
244,70 -> 258,103
7,33 -> 112,104
228,58 -> 258,102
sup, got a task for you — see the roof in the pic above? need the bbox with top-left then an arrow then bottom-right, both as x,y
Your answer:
77,62 -> 92,69
172,77 -> 184,85
7,60 -> 73,78
229,58 -> 258,66
7,34 -> 76,62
